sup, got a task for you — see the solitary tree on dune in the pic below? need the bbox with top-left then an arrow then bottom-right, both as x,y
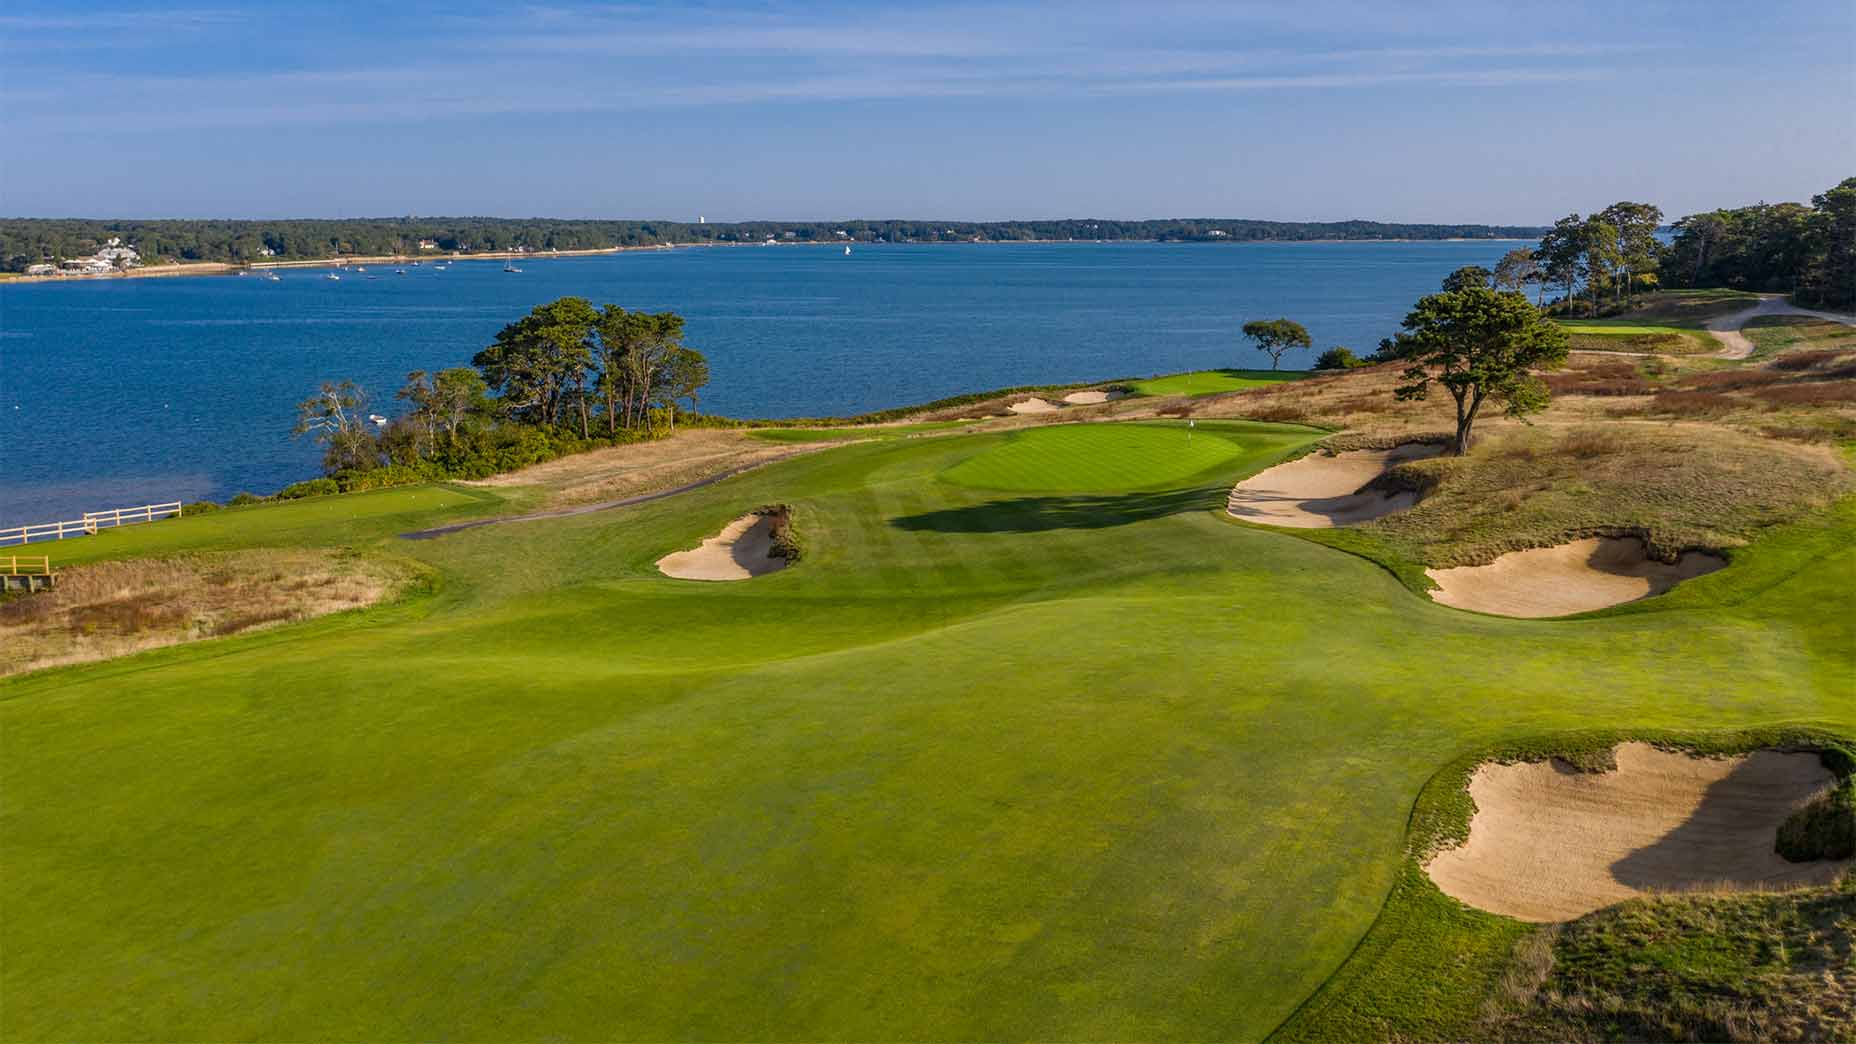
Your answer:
1390,286 -> 1568,455
1241,318 -> 1313,370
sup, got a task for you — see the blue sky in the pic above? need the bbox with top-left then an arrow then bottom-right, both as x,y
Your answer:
2,1 -> 1851,222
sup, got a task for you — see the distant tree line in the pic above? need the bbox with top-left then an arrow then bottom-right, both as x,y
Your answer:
0,216 -> 1548,271
1659,178 -> 1855,307
1470,177 -> 1855,315
286,297 -> 710,493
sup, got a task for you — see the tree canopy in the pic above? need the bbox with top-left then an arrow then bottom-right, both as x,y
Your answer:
1241,318 -> 1313,370
1659,177 -> 1856,307
297,297 -> 710,482
1390,287 -> 1568,455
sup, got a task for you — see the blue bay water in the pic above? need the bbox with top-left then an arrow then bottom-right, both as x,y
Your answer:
0,240 -> 1520,525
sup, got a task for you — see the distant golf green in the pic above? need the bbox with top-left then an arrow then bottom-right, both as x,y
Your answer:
3,420 -> 1851,1041
1131,368 -> 1308,396
941,421 -> 1298,492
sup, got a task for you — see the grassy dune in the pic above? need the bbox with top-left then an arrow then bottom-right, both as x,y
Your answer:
2,420 -> 1852,1040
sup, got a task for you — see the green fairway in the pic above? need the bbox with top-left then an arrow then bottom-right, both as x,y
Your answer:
3,420 -> 1852,1041
941,421 -> 1301,492
1130,369 -> 1307,396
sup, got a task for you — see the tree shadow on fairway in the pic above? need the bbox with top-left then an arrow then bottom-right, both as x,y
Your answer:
892,486 -> 1221,533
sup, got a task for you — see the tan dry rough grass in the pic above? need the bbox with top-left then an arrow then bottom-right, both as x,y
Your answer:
1364,423 -> 1849,567
473,429 -> 829,509
0,549 -> 413,676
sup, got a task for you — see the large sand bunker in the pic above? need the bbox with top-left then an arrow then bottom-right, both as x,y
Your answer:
1426,743 -> 1848,922
1060,390 -> 1126,405
1426,536 -> 1724,618
1226,443 -> 1442,527
656,512 -> 787,581
1008,396 -> 1061,414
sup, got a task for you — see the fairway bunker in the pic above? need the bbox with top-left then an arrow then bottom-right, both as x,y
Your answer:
1060,390 -> 1127,405
1426,743 -> 1849,923
1426,536 -> 1725,617
656,511 -> 787,581
1226,443 -> 1442,527
1008,396 -> 1061,414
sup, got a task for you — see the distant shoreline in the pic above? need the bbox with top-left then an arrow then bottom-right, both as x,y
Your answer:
0,236 -> 1536,287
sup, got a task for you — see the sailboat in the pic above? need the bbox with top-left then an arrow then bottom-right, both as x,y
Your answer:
503,261 -> 523,273
844,245 -> 852,255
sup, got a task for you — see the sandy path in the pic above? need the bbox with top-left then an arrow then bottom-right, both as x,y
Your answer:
1226,443 -> 1442,527
1708,295 -> 1856,359
1426,536 -> 1725,617
656,513 -> 785,580
1426,743 -> 1847,922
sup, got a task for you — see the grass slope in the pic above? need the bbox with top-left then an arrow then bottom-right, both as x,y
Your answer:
3,423 -> 1853,1041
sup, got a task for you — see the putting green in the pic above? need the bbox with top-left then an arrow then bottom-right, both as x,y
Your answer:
1131,369 -> 1306,397
2,421 -> 1851,1042
940,421 -> 1297,492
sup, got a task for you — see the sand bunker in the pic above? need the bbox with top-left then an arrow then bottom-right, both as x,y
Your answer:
1426,743 -> 1848,922
1060,390 -> 1126,405
1226,443 -> 1442,527
656,512 -> 787,581
1426,536 -> 1724,618
1008,397 -> 1060,414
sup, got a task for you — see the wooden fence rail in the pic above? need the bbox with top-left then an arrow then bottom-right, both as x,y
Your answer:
0,501 -> 182,547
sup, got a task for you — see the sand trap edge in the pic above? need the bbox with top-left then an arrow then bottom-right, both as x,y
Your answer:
1422,742 -> 1849,923
656,511 -> 789,581
1425,536 -> 1726,618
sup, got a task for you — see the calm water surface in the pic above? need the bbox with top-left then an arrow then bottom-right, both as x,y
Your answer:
0,241 -> 1520,524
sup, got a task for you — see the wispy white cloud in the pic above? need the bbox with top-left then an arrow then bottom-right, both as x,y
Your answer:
0,1 -> 1663,133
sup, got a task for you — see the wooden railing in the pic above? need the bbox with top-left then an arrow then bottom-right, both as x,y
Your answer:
1,554 -> 51,576
0,501 -> 182,546
84,502 -> 182,530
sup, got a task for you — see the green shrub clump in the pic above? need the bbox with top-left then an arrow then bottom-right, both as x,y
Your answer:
182,500 -> 223,515
761,504 -> 803,562
1313,346 -> 1366,370
227,492 -> 266,507
276,478 -> 340,500
1776,779 -> 1855,862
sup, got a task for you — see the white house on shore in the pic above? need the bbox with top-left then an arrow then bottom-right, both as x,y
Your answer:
25,263 -> 55,276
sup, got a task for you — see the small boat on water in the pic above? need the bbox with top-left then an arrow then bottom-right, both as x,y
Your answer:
395,268 -> 407,275
326,273 -> 341,281
503,262 -> 522,273
355,266 -> 366,273
844,245 -> 852,255
266,272 -> 281,282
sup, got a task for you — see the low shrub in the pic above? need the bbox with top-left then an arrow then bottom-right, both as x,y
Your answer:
1560,427 -> 1625,459
1767,349 -> 1849,372
1753,381 -> 1856,406
182,500 -> 223,515
212,606 -> 298,637
333,464 -> 429,493
275,477 -> 339,500
759,504 -> 803,562
1313,346 -> 1364,370
227,492 -> 266,507
1775,780 -> 1854,862
1641,390 -> 1740,417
